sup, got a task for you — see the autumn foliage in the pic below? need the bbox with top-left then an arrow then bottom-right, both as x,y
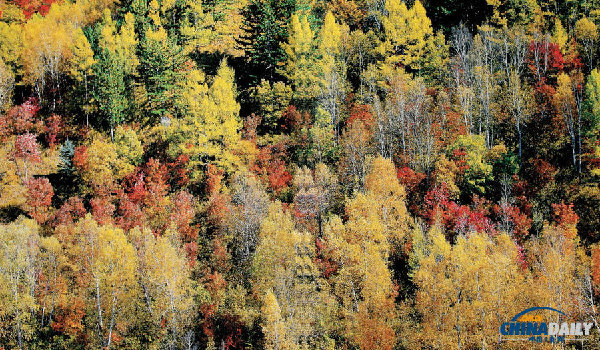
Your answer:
2,0 -> 600,348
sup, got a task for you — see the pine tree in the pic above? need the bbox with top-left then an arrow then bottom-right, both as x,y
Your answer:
139,0 -> 185,124
94,10 -> 139,136
240,0 -> 295,83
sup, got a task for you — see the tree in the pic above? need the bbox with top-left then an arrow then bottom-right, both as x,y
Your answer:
322,157 -> 409,349
113,126 -> 143,166
281,12 -> 320,104
380,0 -> 446,72
130,226 -> 196,348
69,28 -> 95,126
261,289 -> 289,350
364,157 -> 410,249
507,69 -> 533,158
409,227 -> 530,348
293,163 -> 337,235
95,10 -> 138,136
371,67 -> 437,171
169,60 -> 243,177
0,142 -> 26,207
527,206 -> 584,329
308,107 -> 338,165
0,58 -> 14,112
20,1 -> 77,110
253,202 -> 335,349
340,112 -> 373,192
554,73 -> 580,170
73,133 -> 134,191
139,0 -> 185,125
179,0 -> 247,57
0,217 -> 40,349
575,16 -> 598,71
11,132 -> 41,181
318,11 -> 348,141
71,215 -> 140,348
95,48 -> 127,136
226,172 -> 269,272
447,134 -> 493,194
24,177 -> 54,224
240,0 -> 294,82
251,79 -> 292,132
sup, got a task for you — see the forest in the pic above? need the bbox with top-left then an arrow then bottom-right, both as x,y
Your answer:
0,0 -> 600,348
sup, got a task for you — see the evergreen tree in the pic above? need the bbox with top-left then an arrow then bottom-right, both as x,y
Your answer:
240,0 -> 295,83
139,0 -> 186,124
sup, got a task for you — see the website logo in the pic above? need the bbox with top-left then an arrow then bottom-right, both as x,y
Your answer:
499,307 -> 594,344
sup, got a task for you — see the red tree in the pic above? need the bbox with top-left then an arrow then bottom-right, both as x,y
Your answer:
24,177 -> 54,224
12,132 -> 42,180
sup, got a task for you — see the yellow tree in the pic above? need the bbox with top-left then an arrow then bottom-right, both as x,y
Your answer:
281,13 -> 320,103
20,1 -> 86,109
180,0 -> 247,57
318,11 -> 348,140
380,0 -> 445,72
552,18 -> 569,55
409,228 -> 531,348
252,79 -> 292,131
180,0 -> 213,55
69,28 -> 96,125
37,235 -> 67,332
527,210 -> 584,330
97,10 -> 138,76
0,57 -> 14,112
261,289 -> 290,350
364,157 -> 410,250
324,208 -> 396,349
75,132 -> 134,191
0,4 -> 23,68
253,202 -> 336,349
575,16 -> 598,70
169,60 -> 243,177
554,73 -> 580,170
323,157 -> 409,349
0,140 -> 26,208
130,226 -> 196,348
71,215 -> 139,348
0,217 -> 39,349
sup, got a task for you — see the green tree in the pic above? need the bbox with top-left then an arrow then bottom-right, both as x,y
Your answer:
240,0 -> 295,83
139,0 -> 186,125
94,10 -> 139,137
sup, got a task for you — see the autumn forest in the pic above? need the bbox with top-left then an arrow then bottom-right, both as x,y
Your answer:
1,0 -> 600,348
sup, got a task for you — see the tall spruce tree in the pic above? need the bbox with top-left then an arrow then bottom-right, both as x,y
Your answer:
240,0 -> 295,83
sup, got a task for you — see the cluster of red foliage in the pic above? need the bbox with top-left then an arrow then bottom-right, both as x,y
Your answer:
346,103 -> 374,128
251,143 -> 292,195
424,185 -> 495,237
54,196 -> 86,227
25,177 -> 54,224
0,98 -> 42,140
11,0 -> 58,19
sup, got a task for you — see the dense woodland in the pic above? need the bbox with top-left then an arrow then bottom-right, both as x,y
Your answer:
1,0 -> 600,348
